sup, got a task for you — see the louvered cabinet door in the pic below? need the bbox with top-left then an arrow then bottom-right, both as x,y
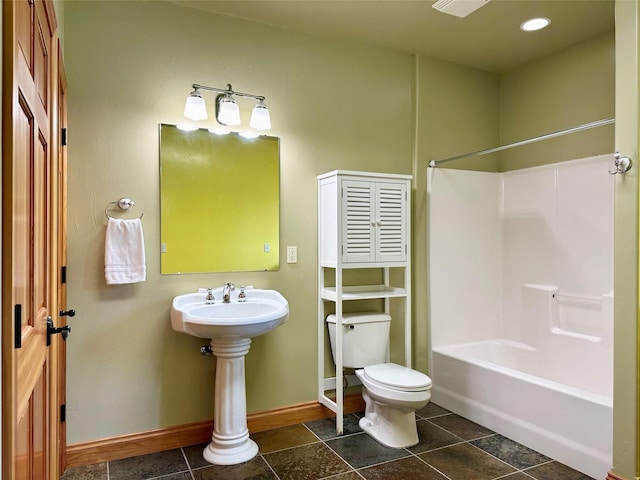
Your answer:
376,182 -> 407,263
341,180 -> 376,263
341,180 -> 407,264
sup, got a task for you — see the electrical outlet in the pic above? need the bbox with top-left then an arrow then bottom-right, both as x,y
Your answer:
264,243 -> 270,253
287,246 -> 297,264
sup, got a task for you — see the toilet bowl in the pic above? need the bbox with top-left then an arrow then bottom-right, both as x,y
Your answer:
326,312 -> 433,448
355,363 -> 431,448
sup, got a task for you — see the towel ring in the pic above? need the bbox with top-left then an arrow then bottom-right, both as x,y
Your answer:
105,197 -> 144,220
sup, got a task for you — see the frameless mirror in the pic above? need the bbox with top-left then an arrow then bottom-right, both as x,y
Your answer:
159,124 -> 280,273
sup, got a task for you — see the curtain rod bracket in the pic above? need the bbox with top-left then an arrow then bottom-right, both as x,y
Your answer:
610,152 -> 632,175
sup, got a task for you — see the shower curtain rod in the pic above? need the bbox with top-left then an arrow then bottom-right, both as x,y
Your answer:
429,118 -> 615,168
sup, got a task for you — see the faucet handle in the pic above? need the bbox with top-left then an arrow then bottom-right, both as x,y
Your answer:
238,286 -> 247,302
204,288 -> 215,304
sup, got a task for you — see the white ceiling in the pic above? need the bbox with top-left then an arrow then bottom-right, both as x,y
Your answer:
170,0 -> 615,73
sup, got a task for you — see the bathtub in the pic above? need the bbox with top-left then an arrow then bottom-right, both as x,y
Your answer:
430,339 -> 612,480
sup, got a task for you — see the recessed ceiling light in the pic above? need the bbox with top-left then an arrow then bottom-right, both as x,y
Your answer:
520,17 -> 551,32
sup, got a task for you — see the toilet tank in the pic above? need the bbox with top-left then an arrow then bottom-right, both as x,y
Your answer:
326,312 -> 391,368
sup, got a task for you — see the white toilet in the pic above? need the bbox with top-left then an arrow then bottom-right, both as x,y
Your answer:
326,312 -> 432,448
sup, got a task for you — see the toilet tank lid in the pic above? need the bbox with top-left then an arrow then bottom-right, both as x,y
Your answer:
364,363 -> 432,390
326,312 -> 391,325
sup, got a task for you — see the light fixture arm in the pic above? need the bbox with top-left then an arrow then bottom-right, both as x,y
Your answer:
192,83 -> 265,102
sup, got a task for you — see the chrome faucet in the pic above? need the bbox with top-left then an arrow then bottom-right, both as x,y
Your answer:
222,283 -> 235,303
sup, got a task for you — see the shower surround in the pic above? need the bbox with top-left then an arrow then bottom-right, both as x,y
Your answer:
427,154 -> 613,479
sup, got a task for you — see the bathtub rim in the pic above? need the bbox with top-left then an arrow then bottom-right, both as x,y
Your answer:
432,339 -> 613,407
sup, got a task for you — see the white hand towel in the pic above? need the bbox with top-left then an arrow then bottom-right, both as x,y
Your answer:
105,218 -> 146,284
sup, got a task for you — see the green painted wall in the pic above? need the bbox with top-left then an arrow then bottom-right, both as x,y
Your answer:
64,0 -> 414,444
53,0 -> 64,55
499,31 -> 615,171
612,2 -> 639,478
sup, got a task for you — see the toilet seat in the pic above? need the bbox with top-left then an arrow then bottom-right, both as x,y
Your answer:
363,363 -> 432,392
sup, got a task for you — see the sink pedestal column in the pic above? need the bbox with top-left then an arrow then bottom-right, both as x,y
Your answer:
204,337 -> 258,465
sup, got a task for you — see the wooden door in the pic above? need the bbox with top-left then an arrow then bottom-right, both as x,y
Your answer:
55,41 -> 69,473
2,1 -> 60,479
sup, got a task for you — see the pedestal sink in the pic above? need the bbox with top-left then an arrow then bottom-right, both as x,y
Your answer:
171,286 -> 288,465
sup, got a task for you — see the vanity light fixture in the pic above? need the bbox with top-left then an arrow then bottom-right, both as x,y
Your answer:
184,83 -> 272,131
520,17 -> 551,32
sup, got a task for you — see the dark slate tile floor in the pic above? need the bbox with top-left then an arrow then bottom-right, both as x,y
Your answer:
60,403 -> 595,480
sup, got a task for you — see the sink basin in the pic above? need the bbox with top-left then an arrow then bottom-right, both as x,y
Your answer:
171,287 -> 289,338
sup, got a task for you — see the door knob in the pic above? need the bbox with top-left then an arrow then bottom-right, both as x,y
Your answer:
59,309 -> 76,317
47,317 -> 71,346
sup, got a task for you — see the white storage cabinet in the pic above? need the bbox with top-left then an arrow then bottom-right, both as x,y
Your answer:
317,170 -> 412,434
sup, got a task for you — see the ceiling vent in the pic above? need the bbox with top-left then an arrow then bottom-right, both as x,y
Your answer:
432,0 -> 492,18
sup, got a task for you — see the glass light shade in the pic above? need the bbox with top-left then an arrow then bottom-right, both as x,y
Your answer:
217,96 -> 241,126
184,94 -> 208,121
250,101 -> 272,131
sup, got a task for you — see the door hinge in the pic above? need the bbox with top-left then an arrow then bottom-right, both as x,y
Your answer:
14,304 -> 22,349
61,265 -> 67,284
61,127 -> 67,146
60,404 -> 66,423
